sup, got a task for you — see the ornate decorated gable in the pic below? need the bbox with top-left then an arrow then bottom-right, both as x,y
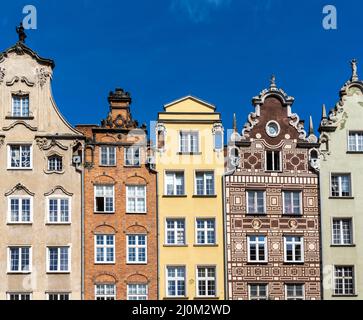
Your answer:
235,76 -> 317,144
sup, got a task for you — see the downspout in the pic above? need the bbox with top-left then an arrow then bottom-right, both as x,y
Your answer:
81,145 -> 85,300
156,170 -> 159,300
222,174 -> 228,300
317,171 -> 324,300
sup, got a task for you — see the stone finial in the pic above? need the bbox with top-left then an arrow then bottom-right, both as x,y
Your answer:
322,104 -> 327,119
309,116 -> 314,135
233,113 -> 237,132
16,22 -> 27,43
351,59 -> 359,81
270,74 -> 277,89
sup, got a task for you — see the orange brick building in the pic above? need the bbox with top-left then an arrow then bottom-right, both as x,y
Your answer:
77,88 -> 157,300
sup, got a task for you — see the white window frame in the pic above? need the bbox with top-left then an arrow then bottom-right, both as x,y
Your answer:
7,196 -> 33,224
166,266 -> 186,298
265,150 -> 281,172
248,284 -> 268,300
284,236 -> 304,263
246,190 -> 266,215
195,171 -> 215,196
282,191 -> 302,215
12,94 -> 30,117
7,246 -> 32,274
127,284 -> 148,300
164,171 -> 185,196
179,131 -> 199,153
285,284 -> 305,300
126,185 -> 147,213
48,154 -> 63,172
46,293 -> 71,300
330,173 -> 352,198
94,185 -> 115,213
165,218 -> 186,245
332,218 -> 353,246
95,284 -> 116,300
124,146 -> 141,167
7,293 -> 32,300
100,146 -> 116,166
247,235 -> 268,263
126,234 -> 147,264
213,129 -> 224,152
196,266 -> 217,298
334,266 -> 355,296
46,246 -> 71,273
46,196 -> 71,224
94,234 -> 115,264
348,131 -> 363,152
195,218 -> 216,245
7,144 -> 33,170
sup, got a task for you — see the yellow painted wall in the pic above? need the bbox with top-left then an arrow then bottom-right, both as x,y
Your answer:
156,97 -> 225,300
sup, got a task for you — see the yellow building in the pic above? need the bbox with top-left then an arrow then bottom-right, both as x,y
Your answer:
155,96 -> 225,300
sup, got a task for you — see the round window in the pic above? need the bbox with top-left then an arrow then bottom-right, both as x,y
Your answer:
266,121 -> 280,137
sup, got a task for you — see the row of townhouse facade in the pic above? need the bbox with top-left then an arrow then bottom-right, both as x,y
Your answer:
0,31 -> 362,300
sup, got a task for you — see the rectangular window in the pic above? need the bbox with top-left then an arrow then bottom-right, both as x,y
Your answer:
197,267 -> 216,297
127,235 -> 147,264
165,172 -> 185,196
94,185 -> 114,213
47,247 -> 70,273
8,247 -> 31,273
334,266 -> 355,296
100,146 -> 116,166
196,219 -> 216,245
95,235 -> 115,264
47,293 -> 70,300
166,219 -> 185,245
266,151 -> 281,171
48,198 -> 70,223
95,284 -> 116,300
284,236 -> 304,263
127,284 -> 148,300
283,191 -> 302,215
166,266 -> 186,297
249,284 -> 268,300
180,131 -> 199,153
331,174 -> 352,197
8,145 -> 32,169
248,236 -> 267,263
12,95 -> 29,117
332,219 -> 353,245
126,186 -> 146,213
286,284 -> 305,300
8,197 -> 32,223
48,155 -> 63,172
195,172 -> 215,196
214,131 -> 223,151
348,132 -> 363,152
7,293 -> 32,301
125,147 -> 141,166
247,191 -> 265,214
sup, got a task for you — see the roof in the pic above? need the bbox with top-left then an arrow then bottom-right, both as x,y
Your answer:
163,95 -> 216,111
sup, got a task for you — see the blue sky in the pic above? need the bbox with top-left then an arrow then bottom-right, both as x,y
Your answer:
1,0 -> 362,134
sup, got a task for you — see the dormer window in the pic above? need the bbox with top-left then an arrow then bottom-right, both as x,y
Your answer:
48,155 -> 63,172
12,95 -> 29,118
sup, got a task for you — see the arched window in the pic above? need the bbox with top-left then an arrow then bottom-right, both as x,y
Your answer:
48,155 -> 63,172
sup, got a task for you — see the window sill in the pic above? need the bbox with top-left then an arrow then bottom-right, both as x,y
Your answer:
163,244 -> 188,248
7,272 -> 32,275
246,213 -> 267,216
124,165 -> 142,168
194,297 -> 219,300
126,212 -> 147,215
193,244 -> 218,247
329,197 -> 354,200
346,151 -> 363,154
45,223 -> 72,226
94,212 -> 115,215
7,168 -> 33,171
46,272 -> 71,275
332,294 -> 358,298
163,195 -> 187,198
99,165 -> 117,168
193,195 -> 217,198
283,214 -> 303,217
5,116 -> 34,120
94,263 -> 116,265
7,223 -> 32,226
246,262 -> 269,265
126,263 -> 147,265
44,170 -> 65,175
330,244 -> 356,248
163,297 -> 189,300
177,152 -> 202,155
283,262 -> 305,265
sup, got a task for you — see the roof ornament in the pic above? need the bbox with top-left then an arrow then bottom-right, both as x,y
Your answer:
16,22 -> 27,43
233,113 -> 237,132
351,59 -> 358,81
270,74 -> 277,89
